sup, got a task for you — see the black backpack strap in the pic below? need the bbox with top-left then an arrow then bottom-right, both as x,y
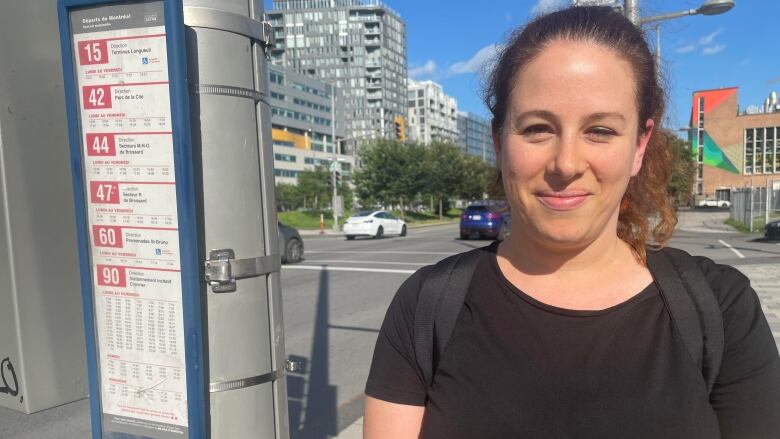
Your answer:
647,247 -> 724,395
414,247 -> 484,390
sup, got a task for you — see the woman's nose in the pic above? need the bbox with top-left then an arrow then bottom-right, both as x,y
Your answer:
548,133 -> 587,179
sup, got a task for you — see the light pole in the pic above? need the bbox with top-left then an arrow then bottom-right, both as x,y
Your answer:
624,0 -> 735,25
329,84 -> 339,231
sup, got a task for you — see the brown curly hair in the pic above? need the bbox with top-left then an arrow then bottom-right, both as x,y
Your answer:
484,6 -> 676,264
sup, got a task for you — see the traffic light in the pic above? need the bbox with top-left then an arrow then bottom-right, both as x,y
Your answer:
335,171 -> 342,184
394,115 -> 406,142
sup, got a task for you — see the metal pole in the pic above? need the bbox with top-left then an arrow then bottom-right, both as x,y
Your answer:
331,87 -> 339,231
766,178 -> 771,226
750,183 -> 754,232
625,0 -> 638,24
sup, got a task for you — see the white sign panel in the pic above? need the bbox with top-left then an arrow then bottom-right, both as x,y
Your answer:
70,3 -> 188,437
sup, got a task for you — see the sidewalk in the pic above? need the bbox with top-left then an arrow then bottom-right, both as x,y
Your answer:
733,263 -> 780,349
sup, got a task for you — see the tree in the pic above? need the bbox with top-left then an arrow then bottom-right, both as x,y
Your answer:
275,183 -> 302,211
423,141 -> 469,218
353,139 -> 425,213
667,135 -> 695,206
297,166 -> 332,210
456,154 -> 492,201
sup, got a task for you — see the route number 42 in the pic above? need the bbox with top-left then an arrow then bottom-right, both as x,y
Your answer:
82,86 -> 112,110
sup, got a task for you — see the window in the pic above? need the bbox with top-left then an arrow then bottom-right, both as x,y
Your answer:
273,140 -> 296,148
270,71 -> 284,85
274,153 -> 296,163
274,169 -> 299,178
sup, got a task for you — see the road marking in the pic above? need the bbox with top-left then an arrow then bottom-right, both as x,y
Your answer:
282,265 -> 415,274
301,259 -> 429,266
305,250 -> 455,255
718,239 -> 745,259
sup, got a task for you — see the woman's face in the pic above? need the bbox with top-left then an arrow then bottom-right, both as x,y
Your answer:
495,39 -> 654,251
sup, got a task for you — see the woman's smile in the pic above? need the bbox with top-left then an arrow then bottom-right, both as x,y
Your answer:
535,190 -> 592,211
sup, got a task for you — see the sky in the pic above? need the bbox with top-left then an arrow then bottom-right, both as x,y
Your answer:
264,0 -> 780,135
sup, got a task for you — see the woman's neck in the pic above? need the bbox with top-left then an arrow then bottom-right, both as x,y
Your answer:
499,220 -> 634,278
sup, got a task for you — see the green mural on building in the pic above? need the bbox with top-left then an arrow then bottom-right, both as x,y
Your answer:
691,130 -> 739,174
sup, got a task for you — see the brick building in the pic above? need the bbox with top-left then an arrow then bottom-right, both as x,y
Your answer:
689,87 -> 780,201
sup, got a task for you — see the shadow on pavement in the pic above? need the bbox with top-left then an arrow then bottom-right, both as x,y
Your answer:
288,269 -> 338,439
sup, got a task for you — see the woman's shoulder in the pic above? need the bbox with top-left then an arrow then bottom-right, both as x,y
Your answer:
390,243 -> 497,311
660,246 -> 753,313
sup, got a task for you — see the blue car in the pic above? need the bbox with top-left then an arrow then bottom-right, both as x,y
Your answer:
460,204 -> 510,240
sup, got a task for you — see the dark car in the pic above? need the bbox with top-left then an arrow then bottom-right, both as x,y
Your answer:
278,221 -> 304,263
460,204 -> 510,240
765,220 -> 780,241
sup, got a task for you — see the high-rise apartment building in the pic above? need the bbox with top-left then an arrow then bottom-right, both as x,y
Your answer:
406,79 -> 458,145
268,0 -> 408,142
457,111 -> 495,165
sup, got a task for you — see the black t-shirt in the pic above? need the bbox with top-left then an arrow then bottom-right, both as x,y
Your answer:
365,243 -> 780,438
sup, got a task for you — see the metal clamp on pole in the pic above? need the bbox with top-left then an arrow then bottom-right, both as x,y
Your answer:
183,7 -> 275,53
204,249 -> 281,293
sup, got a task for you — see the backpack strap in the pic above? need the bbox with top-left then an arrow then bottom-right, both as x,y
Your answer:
646,247 -> 724,395
414,247 -> 484,390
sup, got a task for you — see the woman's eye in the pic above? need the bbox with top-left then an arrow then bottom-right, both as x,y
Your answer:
521,125 -> 553,137
586,127 -> 616,140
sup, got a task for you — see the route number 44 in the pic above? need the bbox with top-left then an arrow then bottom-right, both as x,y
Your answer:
86,134 -> 116,156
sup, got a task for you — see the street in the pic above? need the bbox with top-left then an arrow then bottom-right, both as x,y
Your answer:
1,211 -> 778,438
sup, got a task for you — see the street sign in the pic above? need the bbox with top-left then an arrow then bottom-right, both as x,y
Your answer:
58,1 -> 205,437
329,161 -> 338,173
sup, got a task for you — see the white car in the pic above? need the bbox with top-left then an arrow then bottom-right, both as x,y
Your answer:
343,210 -> 407,240
698,198 -> 731,208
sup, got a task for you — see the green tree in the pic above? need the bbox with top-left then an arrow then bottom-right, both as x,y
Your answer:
297,166 -> 332,210
423,141 -> 468,218
275,183 -> 302,211
456,153 -> 492,201
667,135 -> 695,206
353,139 -> 425,214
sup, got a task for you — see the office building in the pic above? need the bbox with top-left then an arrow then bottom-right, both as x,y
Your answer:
268,64 -> 354,185
689,87 -> 780,200
268,0 -> 408,141
406,79 -> 458,144
457,111 -> 495,165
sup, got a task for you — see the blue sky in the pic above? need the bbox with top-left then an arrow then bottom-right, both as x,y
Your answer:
265,0 -> 780,135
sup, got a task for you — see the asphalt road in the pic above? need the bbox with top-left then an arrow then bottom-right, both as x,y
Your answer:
2,210 -> 778,439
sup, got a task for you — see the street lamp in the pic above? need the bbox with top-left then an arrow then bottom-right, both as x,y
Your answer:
624,0 -> 735,24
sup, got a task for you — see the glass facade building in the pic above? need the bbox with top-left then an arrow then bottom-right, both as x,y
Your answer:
457,111 -> 495,165
268,0 -> 408,141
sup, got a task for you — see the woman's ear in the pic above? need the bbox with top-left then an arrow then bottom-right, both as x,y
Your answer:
631,118 -> 654,177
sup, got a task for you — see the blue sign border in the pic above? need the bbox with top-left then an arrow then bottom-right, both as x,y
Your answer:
56,1 -> 206,437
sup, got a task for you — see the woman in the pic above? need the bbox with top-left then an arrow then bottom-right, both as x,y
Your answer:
363,6 -> 780,439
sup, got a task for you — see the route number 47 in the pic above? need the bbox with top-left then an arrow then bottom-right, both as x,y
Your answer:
90,182 -> 120,204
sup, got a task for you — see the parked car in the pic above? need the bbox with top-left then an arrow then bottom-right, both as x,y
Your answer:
278,221 -> 303,263
343,210 -> 407,240
460,204 -> 510,240
698,198 -> 731,208
765,219 -> 780,241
